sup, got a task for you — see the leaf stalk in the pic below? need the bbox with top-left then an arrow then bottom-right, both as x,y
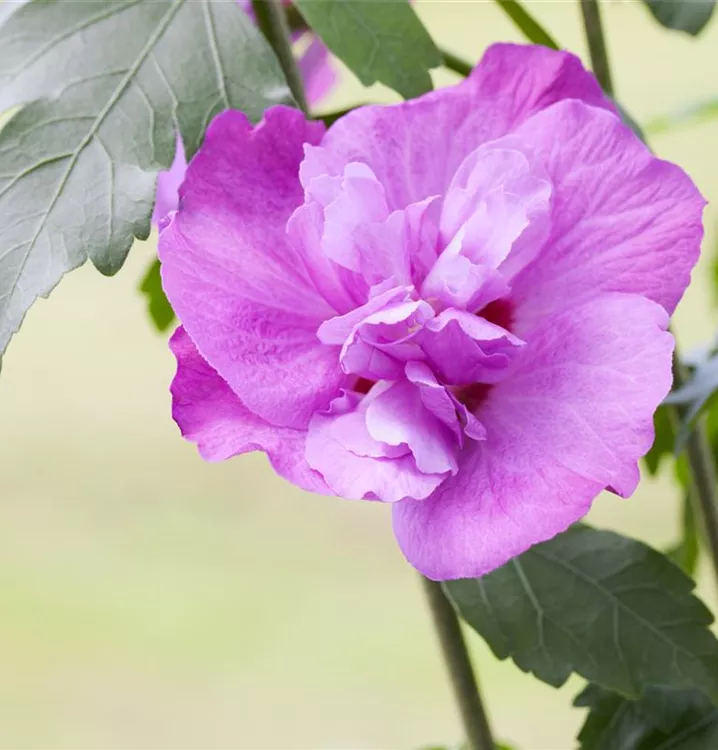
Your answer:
441,48 -> 473,77
251,0 -> 308,114
494,0 -> 560,50
578,0 -> 614,96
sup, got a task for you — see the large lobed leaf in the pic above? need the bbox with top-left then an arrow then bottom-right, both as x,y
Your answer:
0,0 -> 292,355
444,526 -> 718,702
294,0 -> 441,99
576,683 -> 718,750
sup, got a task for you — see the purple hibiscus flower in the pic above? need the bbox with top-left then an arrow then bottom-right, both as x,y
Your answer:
152,0 -> 337,226
159,43 -> 704,581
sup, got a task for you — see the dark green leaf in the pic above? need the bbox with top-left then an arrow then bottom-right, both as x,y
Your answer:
139,259 -> 175,333
493,0 -> 559,50
575,683 -> 718,750
641,0 -> 716,35
644,405 -> 674,476
0,0 -> 291,355
444,526 -> 718,701
665,352 -> 718,451
294,0 -> 441,99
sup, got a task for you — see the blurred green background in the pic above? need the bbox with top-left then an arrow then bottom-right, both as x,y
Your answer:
2,1 -> 718,748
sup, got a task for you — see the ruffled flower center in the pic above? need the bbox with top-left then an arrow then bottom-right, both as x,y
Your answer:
297,135 -> 552,502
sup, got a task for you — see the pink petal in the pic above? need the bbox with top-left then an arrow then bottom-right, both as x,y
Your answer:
306,393 -> 447,503
320,287 -> 434,381
439,138 -> 552,278
329,392 -> 410,460
298,35 -> 338,106
305,44 -> 613,210
170,327 -> 329,495
317,285 -> 411,345
301,166 -> 438,289
421,248 -> 509,313
286,201 -> 365,314
511,100 -> 705,324
152,133 -> 187,227
339,298 -> 433,380
160,107 -> 343,430
405,196 -> 443,284
419,309 -> 524,386
365,380 -> 459,475
321,163 -> 390,272
405,361 -> 487,444
393,293 -> 673,580
347,197 -> 442,288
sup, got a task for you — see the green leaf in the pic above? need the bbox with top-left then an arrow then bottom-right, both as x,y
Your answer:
665,352 -> 718,452
641,0 -> 716,35
294,0 -> 441,99
139,259 -> 175,333
493,0 -> 559,50
575,683 -> 718,750
644,405 -> 674,477
443,526 -> 718,701
0,0 -> 292,355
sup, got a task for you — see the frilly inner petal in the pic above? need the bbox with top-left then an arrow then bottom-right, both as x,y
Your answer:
292,128 -> 554,502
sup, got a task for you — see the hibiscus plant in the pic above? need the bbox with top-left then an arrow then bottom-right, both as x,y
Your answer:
2,0 -> 718,748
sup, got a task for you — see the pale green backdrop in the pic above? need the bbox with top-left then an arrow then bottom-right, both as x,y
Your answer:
1,1 -> 717,748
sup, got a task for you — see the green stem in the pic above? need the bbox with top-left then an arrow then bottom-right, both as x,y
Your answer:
421,577 -> 495,750
578,0 -> 614,96
671,357 -> 718,589
284,4 -> 307,33
251,0 -> 308,114
441,47 -> 473,78
494,0 -> 560,50
444,1 -> 560,79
